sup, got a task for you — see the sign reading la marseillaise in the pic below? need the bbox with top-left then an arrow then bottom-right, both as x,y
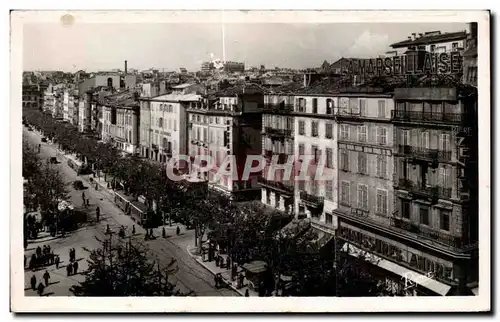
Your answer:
341,52 -> 463,77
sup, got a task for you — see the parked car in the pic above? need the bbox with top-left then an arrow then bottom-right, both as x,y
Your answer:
73,180 -> 85,190
49,157 -> 58,164
41,137 -> 47,143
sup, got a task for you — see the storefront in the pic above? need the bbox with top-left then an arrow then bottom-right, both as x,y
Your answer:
337,222 -> 455,296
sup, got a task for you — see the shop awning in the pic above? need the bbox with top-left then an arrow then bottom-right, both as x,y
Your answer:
341,243 -> 452,296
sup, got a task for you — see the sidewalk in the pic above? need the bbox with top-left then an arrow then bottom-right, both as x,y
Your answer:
186,246 -> 258,297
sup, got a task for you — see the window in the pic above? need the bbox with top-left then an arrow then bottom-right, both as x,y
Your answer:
298,180 -> 305,191
452,42 -> 458,51
326,213 -> 333,225
420,206 -> 429,226
297,98 -> 306,112
440,133 -> 450,151
377,155 -> 387,178
401,200 -> 411,219
377,127 -> 387,145
340,124 -> 349,140
440,209 -> 450,231
158,117 -> 163,128
341,181 -> 350,206
376,189 -> 388,215
298,144 -> 305,159
440,166 -> 450,187
357,184 -> 368,210
358,152 -> 367,174
358,126 -> 367,142
326,148 -> 333,168
359,99 -> 366,116
326,180 -> 333,201
298,120 -> 305,135
325,123 -> 333,139
402,129 -> 410,146
340,149 -> 349,171
349,98 -> 359,114
312,145 -> 320,164
378,100 -> 386,118
326,99 -> 334,114
173,121 -> 177,132
421,131 -> 429,149
430,44 -> 436,52
312,98 -> 318,114
311,121 -> 319,137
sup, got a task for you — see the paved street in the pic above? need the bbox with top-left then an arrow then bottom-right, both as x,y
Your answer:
23,128 -> 238,296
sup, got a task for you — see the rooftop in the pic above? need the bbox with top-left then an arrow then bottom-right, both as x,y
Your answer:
171,83 -> 194,89
216,83 -> 265,97
390,31 -> 467,48
103,90 -> 139,107
152,92 -> 202,102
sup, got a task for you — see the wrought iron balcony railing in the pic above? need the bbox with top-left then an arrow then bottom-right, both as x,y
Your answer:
396,178 -> 451,200
391,110 -> 465,124
397,145 -> 452,162
264,127 -> 293,138
151,144 -> 159,150
257,177 -> 294,194
263,103 -> 294,114
390,217 -> 474,249
300,191 -> 325,208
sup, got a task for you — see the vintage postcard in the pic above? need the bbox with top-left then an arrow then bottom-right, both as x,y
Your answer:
10,10 -> 490,312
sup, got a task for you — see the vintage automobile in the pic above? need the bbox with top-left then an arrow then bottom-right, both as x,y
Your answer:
41,137 -> 47,143
49,157 -> 58,164
73,180 -> 85,190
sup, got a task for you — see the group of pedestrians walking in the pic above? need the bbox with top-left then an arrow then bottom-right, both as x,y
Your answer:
30,270 -> 51,296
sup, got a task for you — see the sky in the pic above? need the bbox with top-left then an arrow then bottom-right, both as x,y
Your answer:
23,22 -> 467,72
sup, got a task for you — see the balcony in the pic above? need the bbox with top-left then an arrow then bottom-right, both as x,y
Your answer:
258,177 -> 294,195
391,110 -> 464,124
397,145 -> 452,162
151,144 -> 159,151
263,103 -> 294,114
263,127 -> 293,138
396,178 -> 452,200
390,217 -> 473,249
300,191 -> 324,209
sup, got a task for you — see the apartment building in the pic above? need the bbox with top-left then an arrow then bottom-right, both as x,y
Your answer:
388,85 -> 478,295
463,23 -> 478,87
390,30 -> 467,55
139,83 -> 203,167
293,85 -> 339,238
22,84 -> 43,109
186,84 -> 263,201
101,90 -> 140,154
260,90 -> 296,213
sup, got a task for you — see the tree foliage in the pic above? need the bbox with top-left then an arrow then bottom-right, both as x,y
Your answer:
71,236 -> 188,296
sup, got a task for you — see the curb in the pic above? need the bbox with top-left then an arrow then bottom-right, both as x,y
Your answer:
186,245 -> 244,296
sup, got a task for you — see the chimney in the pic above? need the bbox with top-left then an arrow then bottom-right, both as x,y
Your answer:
411,33 -> 416,41
124,60 -> 128,75
418,33 -> 423,38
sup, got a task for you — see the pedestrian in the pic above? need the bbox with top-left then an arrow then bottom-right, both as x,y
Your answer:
226,256 -> 231,270
96,206 -> 100,222
55,255 -> 60,269
37,282 -> 45,296
36,246 -> 42,257
66,263 -> 72,276
214,274 -> 219,289
86,198 -> 90,207
72,248 -> 76,261
106,224 -> 110,235
30,275 -> 37,290
176,226 -> 180,236
219,256 -> 224,268
245,289 -> 250,297
30,254 -> 36,270
47,245 -> 51,256
132,225 -> 136,235
68,249 -> 73,262
43,270 -> 50,286
149,228 -> 154,237
162,227 -> 166,238
215,256 -> 219,267
73,261 -> 79,274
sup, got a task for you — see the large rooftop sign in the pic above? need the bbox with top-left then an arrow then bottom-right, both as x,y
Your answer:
341,52 -> 462,77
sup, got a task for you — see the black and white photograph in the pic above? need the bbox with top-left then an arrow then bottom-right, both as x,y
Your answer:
10,10 -> 490,312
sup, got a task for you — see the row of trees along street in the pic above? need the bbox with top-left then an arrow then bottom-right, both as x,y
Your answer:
23,108 -> 405,296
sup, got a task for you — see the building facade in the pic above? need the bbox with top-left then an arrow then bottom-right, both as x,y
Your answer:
463,23 -> 478,87
293,91 -> 339,237
22,84 -> 43,109
260,92 -> 295,213
187,84 -> 263,201
390,30 -> 467,55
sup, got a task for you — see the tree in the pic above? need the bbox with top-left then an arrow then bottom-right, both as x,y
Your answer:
70,235 -> 189,296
